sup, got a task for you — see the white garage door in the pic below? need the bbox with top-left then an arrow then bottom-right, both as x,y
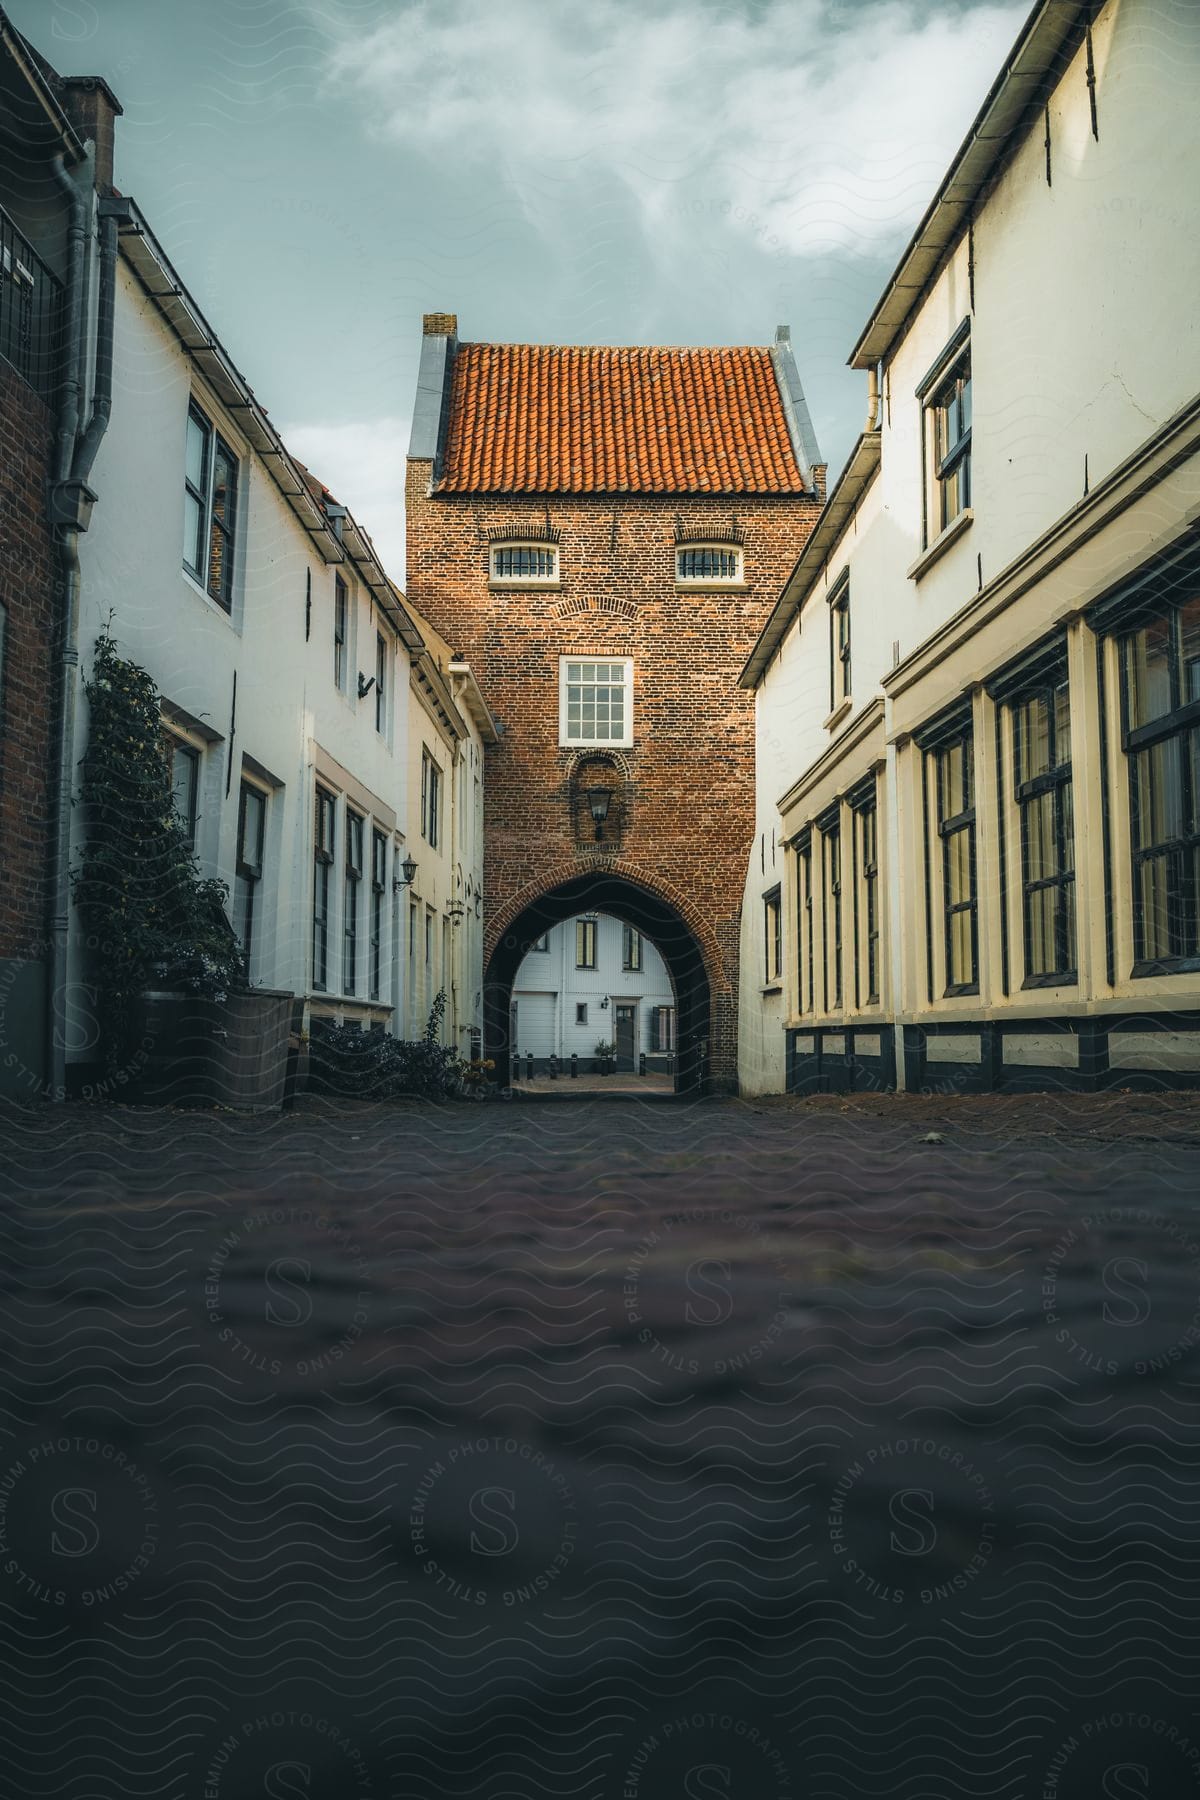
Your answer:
512,991 -> 557,1058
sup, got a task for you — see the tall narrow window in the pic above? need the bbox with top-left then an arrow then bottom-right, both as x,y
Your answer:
935,725 -> 978,992
927,349 -> 972,536
576,918 -> 597,969
370,829 -> 388,1001
312,787 -> 336,991
234,781 -> 266,977
344,810 -> 364,993
822,818 -> 842,1009
829,578 -> 851,713
1013,678 -> 1076,982
375,632 -> 387,734
1120,594 -> 1200,968
183,402 -> 238,611
796,832 -> 814,1014
651,1006 -> 677,1052
421,750 -> 441,848
763,887 -> 782,984
166,737 -> 200,847
856,796 -> 880,1003
334,577 -> 348,690
622,924 -> 643,971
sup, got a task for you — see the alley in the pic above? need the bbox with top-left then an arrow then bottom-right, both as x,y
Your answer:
0,1091 -> 1197,1797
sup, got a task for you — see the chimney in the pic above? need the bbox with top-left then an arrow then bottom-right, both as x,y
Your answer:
59,76 -> 123,193
423,312 -> 458,339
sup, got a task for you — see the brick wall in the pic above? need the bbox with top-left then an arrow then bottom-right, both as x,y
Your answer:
405,467 -> 822,1087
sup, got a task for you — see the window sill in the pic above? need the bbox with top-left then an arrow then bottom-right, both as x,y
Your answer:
181,565 -> 236,621
1132,955 -> 1200,979
823,696 -> 852,734
489,579 -> 562,592
907,507 -> 973,582
1021,971 -> 1079,991
761,983 -> 783,996
674,582 -> 749,594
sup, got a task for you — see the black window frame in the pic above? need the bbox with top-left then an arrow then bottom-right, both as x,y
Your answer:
375,631 -> 387,734
334,576 -> 348,690
853,790 -> 880,1005
933,724 -> 979,996
421,750 -> 441,849
235,779 -> 267,975
1011,675 -> 1077,987
166,735 -> 201,848
575,1001 -> 588,1025
795,832 -> 814,1014
926,348 -> 972,539
622,923 -> 643,971
829,576 -> 851,714
763,885 -> 782,985
1117,596 -> 1200,974
183,400 -> 239,612
650,1005 -> 677,1052
821,815 -> 843,1010
343,809 -> 365,995
370,828 -> 388,1001
312,786 -> 336,992
575,918 -> 597,970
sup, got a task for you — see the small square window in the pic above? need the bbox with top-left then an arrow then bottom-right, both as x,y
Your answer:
575,1002 -> 588,1025
676,544 -> 743,585
491,542 -> 559,583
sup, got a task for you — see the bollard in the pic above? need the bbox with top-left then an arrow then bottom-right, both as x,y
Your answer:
527,1051 -> 534,1082
639,1052 -> 646,1077
571,1053 -> 578,1079
549,1053 -> 558,1080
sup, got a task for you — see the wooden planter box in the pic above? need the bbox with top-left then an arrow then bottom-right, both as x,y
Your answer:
125,989 -> 294,1111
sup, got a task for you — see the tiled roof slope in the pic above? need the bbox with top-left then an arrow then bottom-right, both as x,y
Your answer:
436,342 -> 809,495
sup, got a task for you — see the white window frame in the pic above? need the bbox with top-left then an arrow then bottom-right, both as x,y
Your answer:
675,542 -> 744,587
489,541 -> 559,586
559,656 -> 634,749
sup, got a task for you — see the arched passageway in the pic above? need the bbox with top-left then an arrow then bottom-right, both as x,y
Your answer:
484,872 -> 713,1094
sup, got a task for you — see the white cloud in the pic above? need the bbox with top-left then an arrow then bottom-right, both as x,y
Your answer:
325,0 -> 1027,260
281,415 -> 410,581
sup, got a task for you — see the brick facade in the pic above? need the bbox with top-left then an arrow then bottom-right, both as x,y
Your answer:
0,359 -> 57,1092
405,470 -> 823,1089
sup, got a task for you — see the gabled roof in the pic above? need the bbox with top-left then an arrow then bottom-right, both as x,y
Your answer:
433,339 -> 818,496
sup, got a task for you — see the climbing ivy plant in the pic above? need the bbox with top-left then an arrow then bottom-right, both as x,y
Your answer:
73,633 -> 246,1063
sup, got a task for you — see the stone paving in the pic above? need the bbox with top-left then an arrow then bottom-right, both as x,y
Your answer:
0,1090 -> 1198,1798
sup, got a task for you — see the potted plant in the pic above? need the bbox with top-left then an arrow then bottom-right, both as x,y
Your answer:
593,1037 -> 617,1075
72,633 -> 293,1110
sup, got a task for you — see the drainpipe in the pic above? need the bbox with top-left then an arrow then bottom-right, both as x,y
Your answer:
865,364 -> 881,435
45,177 -> 119,1101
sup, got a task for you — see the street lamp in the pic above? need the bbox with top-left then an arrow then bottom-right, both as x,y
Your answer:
586,785 -> 613,841
393,853 -> 418,894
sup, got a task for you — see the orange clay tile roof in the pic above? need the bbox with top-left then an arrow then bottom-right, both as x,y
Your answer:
436,342 -> 808,495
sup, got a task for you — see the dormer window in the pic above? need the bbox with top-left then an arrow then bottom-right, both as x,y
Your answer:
490,542 -> 559,584
676,544 -> 743,586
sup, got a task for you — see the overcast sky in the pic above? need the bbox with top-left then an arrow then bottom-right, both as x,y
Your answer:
13,0 -> 1028,577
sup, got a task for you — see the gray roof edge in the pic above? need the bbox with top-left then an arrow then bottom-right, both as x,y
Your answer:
408,329 -> 455,466
740,427 -> 881,689
770,337 -> 822,486
848,0 -> 1092,370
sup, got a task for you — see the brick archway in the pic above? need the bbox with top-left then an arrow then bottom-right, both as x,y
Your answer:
483,863 -> 721,1095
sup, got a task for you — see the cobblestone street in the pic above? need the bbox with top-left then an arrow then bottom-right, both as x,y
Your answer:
1,1091 -> 1198,1796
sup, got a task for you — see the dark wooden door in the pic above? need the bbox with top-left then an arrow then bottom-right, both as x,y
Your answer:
615,1003 -> 636,1070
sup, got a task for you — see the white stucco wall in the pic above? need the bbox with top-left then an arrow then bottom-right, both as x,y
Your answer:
70,247 -> 486,1063
512,913 -> 674,1061
740,0 -> 1200,1093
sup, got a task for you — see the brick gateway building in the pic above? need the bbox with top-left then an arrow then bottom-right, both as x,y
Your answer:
405,315 -> 822,1090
